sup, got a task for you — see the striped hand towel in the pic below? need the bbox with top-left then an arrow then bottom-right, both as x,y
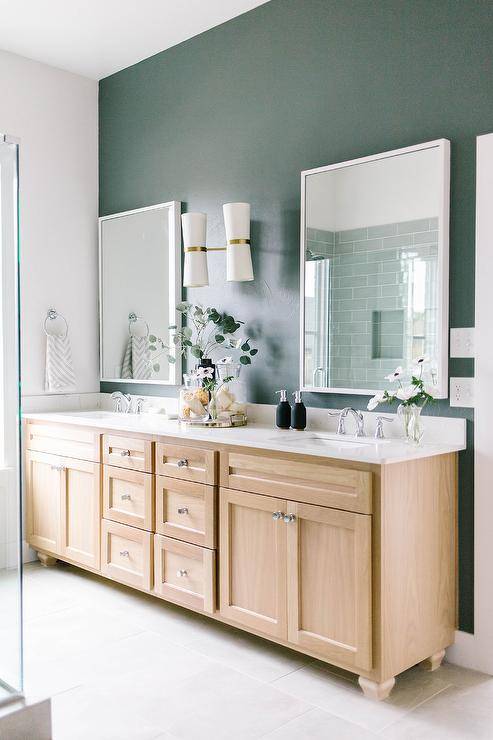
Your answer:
121,336 -> 151,380
45,333 -> 76,392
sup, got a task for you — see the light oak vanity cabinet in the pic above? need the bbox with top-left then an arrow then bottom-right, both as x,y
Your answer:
24,419 -> 457,700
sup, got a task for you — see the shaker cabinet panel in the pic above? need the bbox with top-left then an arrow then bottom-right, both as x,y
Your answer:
155,476 -> 216,548
103,465 -> 154,531
219,488 -> 287,638
154,534 -> 215,614
103,434 -> 153,473
286,501 -> 372,670
156,443 -> 216,485
25,450 -> 62,554
60,457 -> 101,570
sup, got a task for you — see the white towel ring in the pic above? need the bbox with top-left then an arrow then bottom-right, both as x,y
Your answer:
128,312 -> 149,338
44,308 -> 68,339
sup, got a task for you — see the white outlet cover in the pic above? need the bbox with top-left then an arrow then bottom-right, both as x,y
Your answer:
450,327 -> 475,358
450,377 -> 475,408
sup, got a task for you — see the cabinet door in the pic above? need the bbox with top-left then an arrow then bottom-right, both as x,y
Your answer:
25,450 -> 62,554
286,501 -> 372,670
219,488 -> 287,638
60,457 -> 101,570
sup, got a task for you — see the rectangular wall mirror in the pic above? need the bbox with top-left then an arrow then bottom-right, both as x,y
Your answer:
99,201 -> 181,385
300,139 -> 450,397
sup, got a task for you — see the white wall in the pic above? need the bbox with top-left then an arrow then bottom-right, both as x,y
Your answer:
0,50 -> 99,398
307,145 -> 440,232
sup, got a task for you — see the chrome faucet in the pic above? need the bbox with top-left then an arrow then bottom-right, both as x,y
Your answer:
111,391 -> 132,413
134,397 -> 146,414
328,407 -> 365,437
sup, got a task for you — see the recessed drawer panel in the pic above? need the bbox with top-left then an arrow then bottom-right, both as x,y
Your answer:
103,466 -> 154,531
156,476 -> 216,548
153,534 -> 215,614
155,443 -> 216,485
220,451 -> 372,514
25,422 -> 100,462
101,520 -> 152,590
103,434 -> 153,473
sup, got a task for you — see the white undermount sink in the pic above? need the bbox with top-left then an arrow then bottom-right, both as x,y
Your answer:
64,410 -> 119,419
272,432 -> 384,449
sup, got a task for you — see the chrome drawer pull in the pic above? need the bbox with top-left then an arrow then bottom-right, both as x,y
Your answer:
177,458 -> 189,468
119,550 -> 130,557
120,449 -> 131,457
176,569 -> 188,577
284,513 -> 296,523
121,494 -> 132,501
272,511 -> 284,521
177,507 -> 189,515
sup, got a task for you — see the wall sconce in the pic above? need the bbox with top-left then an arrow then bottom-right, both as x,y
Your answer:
182,202 -> 254,288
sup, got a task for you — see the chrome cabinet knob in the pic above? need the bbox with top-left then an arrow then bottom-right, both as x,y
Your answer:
177,458 -> 189,468
121,493 -> 132,501
272,511 -> 284,520
176,569 -> 188,577
284,513 -> 296,523
119,550 -> 130,557
177,507 -> 189,515
120,449 -> 131,457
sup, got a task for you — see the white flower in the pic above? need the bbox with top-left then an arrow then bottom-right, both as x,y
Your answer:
196,366 -> 214,379
413,355 -> 429,366
218,356 -> 233,364
396,385 -> 416,402
367,391 -> 386,411
384,366 -> 403,382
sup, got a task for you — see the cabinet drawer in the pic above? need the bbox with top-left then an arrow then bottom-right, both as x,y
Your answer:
220,451 -> 372,514
156,443 -> 216,485
103,434 -> 153,473
25,423 -> 100,462
101,520 -> 152,590
103,466 -> 154,531
154,534 -> 215,614
156,476 -> 216,548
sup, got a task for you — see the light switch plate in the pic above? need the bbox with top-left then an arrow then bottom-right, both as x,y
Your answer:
450,377 -> 475,408
450,327 -> 475,358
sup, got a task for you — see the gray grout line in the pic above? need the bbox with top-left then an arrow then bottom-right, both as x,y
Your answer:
374,683 -> 454,735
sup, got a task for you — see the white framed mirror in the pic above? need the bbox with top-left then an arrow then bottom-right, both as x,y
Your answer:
300,139 -> 450,397
99,200 -> 181,385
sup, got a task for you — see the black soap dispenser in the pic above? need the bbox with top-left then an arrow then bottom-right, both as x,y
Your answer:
275,390 -> 291,429
291,390 -> 307,430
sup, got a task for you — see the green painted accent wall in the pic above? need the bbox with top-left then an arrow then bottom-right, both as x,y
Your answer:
99,0 -> 490,632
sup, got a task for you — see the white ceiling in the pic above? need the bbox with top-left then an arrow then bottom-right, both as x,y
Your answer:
0,0 -> 270,80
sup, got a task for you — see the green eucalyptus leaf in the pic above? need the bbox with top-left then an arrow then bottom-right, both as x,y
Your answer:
183,326 -> 193,338
191,346 -> 203,359
240,355 -> 251,365
249,348 -> 258,356
148,334 -> 157,343
241,342 -> 250,352
153,363 -> 160,372
176,301 -> 190,312
149,345 -> 157,352
183,339 -> 192,347
167,356 -> 176,364
215,334 -> 225,343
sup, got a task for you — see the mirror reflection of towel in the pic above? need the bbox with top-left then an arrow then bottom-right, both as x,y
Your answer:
121,336 -> 151,380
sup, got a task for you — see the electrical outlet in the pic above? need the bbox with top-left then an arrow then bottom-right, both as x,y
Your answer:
450,327 -> 475,358
450,377 -> 475,407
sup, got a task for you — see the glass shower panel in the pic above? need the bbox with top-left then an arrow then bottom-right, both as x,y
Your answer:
0,136 -> 22,701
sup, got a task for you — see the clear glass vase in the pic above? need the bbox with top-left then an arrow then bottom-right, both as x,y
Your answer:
213,362 -> 247,423
398,403 -> 424,445
179,373 -> 210,422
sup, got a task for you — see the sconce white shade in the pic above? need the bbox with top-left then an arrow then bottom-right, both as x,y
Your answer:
223,202 -> 254,282
182,212 -> 209,287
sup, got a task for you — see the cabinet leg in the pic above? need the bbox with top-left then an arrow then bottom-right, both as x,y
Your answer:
420,649 -> 446,672
358,676 -> 395,701
38,552 -> 57,567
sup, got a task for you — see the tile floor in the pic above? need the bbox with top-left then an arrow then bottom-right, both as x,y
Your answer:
20,562 -> 493,739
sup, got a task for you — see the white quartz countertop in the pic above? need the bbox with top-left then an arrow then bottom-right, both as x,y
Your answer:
23,410 -> 465,466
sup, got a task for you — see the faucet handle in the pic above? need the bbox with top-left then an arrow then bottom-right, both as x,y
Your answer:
375,415 -> 394,439
328,410 -> 345,435
135,397 -> 146,414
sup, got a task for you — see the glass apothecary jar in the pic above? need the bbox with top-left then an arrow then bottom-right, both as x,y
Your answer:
212,362 -> 247,422
179,373 -> 210,422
